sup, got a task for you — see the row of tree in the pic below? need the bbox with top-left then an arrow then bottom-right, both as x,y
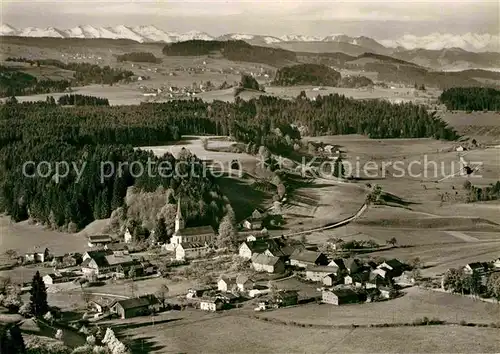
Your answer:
57,94 -> 110,106
116,52 -> 161,63
439,87 -> 500,111
442,268 -> 500,300
273,64 -> 342,86
464,180 -> 500,202
0,66 -> 70,97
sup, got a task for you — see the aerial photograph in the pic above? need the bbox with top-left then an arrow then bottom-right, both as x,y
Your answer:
0,0 -> 499,353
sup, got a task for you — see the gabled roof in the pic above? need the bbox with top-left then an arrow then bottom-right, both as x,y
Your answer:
306,266 -> 338,274
104,254 -> 135,266
241,239 -> 284,255
88,234 -> 113,242
325,288 -> 358,299
176,226 -> 215,237
116,295 -> 158,310
218,276 -> 236,285
344,258 -> 362,270
251,253 -> 281,266
382,259 -> 405,270
465,262 -> 489,270
328,259 -> 346,269
236,274 -> 253,284
290,250 -> 325,264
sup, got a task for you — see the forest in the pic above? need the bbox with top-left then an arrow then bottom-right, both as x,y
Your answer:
116,52 -> 162,63
439,87 -> 500,111
273,64 -> 341,86
0,94 -> 457,229
5,57 -> 134,86
162,40 -> 296,66
57,94 -> 110,106
0,66 -> 70,97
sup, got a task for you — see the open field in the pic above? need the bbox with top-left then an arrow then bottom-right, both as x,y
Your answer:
258,286 -> 500,326
0,216 -> 88,255
112,311 -> 500,353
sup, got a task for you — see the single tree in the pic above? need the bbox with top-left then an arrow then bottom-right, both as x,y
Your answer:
29,271 -> 48,317
154,217 -> 168,244
0,323 -> 26,354
156,284 -> 170,309
386,237 -> 397,247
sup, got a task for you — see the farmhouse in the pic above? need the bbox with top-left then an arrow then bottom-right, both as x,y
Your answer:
344,271 -> 370,288
305,266 -> 339,282
494,258 -> 500,269
199,297 -> 224,312
366,273 -> 391,289
242,218 -> 263,230
251,254 -> 285,273
217,276 -> 236,292
328,258 -> 346,270
238,239 -> 284,260
25,248 -> 51,263
290,250 -> 328,268
42,272 -> 78,286
394,271 -> 416,285
175,242 -> 209,261
81,250 -> 138,276
322,288 -> 360,305
236,274 -> 254,291
378,259 -> 405,277
110,295 -> 160,319
322,274 -> 337,286
463,262 -> 489,275
87,234 -> 113,248
170,199 -> 216,246
273,290 -> 298,307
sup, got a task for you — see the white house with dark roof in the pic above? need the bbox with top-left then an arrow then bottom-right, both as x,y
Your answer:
236,274 -> 254,291
290,250 -> 328,268
251,254 -> 285,273
175,242 -> 209,261
87,234 -> 113,248
217,276 -> 236,292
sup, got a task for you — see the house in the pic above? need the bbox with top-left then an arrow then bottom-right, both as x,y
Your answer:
344,258 -> 362,274
110,295 -> 160,319
175,242 -> 209,261
372,267 -> 392,279
199,297 -> 224,312
394,271 -> 416,285
81,250 -> 137,277
42,272 -> 77,286
456,145 -> 466,152
305,266 -> 339,282
170,199 -> 216,246
124,228 -> 133,243
378,259 -> 405,277
217,276 -> 236,292
250,208 -> 267,220
290,250 -> 328,268
327,259 -> 346,271
87,234 -> 113,248
322,288 -> 359,305
379,286 -> 396,299
186,287 -> 210,299
238,239 -> 284,260
322,274 -> 338,287
236,274 -> 253,291
25,248 -> 51,263
344,271 -> 370,288
89,300 -> 108,313
273,290 -> 298,307
463,262 -> 489,275
242,218 -> 263,231
493,258 -> 500,269
251,254 -> 285,274
366,273 -> 391,289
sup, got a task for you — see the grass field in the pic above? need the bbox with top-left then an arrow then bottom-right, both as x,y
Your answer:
258,287 -> 500,326
113,311 -> 500,353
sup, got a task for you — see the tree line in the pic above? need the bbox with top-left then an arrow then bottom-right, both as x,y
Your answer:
0,66 -> 70,97
439,87 -> 500,111
57,94 -> 110,106
116,52 -> 162,63
273,64 -> 341,86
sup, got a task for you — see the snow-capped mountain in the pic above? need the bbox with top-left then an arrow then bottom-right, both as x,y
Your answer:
380,33 -> 499,52
280,34 -> 324,42
0,24 -> 498,53
217,33 -> 282,44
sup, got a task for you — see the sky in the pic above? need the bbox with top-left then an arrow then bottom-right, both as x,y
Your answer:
1,0 -> 498,38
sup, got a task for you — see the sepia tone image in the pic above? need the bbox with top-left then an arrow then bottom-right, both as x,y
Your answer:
0,0 -> 499,353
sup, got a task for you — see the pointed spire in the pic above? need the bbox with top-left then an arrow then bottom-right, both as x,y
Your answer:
176,196 -> 182,219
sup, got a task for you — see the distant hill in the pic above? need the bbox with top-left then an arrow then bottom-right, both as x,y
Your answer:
162,40 -> 297,66
273,64 -> 341,86
272,41 -> 378,57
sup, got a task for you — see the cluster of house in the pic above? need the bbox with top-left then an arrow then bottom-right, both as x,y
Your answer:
85,294 -> 161,319
80,250 -> 156,279
441,258 -> 500,290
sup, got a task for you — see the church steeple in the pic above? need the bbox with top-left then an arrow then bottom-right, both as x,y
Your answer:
175,197 -> 185,233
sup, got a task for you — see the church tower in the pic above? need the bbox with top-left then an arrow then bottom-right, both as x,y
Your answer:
174,197 -> 185,233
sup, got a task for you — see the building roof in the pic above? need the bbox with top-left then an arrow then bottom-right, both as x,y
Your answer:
241,239 -> 284,256
328,259 -> 346,269
236,274 -> 252,285
290,250 -> 325,264
382,259 -> 405,270
178,242 -> 208,250
465,262 -> 489,270
251,253 -> 281,266
175,226 -> 215,237
218,276 -> 236,285
116,295 -> 158,310
306,266 -> 338,274
88,234 -> 113,243
104,254 -> 134,266
274,290 -> 298,300
344,258 -> 362,270
325,288 -> 358,299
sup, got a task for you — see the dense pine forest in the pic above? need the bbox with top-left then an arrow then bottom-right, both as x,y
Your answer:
5,57 -> 134,87
58,94 -> 110,106
439,87 -> 500,111
163,40 -> 296,66
0,66 -> 71,97
273,64 -> 341,86
0,94 -> 457,229
116,52 -> 162,63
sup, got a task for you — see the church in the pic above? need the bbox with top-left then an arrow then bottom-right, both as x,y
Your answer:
170,198 -> 217,246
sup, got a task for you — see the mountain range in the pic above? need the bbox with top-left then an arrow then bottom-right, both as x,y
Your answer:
1,24 -> 498,53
